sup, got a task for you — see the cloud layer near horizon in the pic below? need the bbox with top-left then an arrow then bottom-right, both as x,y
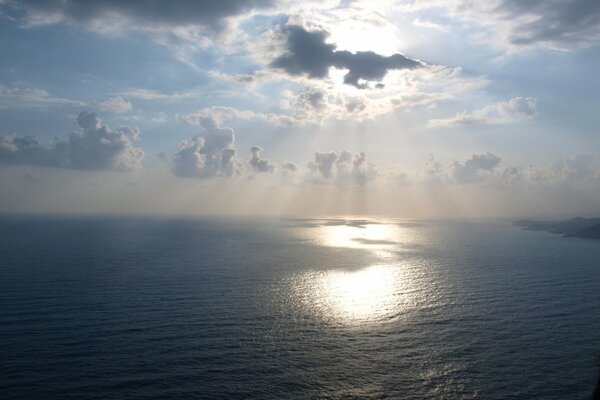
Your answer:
0,111 -> 144,171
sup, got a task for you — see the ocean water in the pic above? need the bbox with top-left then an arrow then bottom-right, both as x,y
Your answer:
1,216 -> 599,399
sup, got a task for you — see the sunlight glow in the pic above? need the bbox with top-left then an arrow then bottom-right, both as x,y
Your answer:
290,219 -> 420,324
291,264 -> 412,325
321,265 -> 401,321
315,221 -> 405,260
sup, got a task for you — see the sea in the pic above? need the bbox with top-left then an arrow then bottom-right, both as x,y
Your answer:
1,215 -> 599,399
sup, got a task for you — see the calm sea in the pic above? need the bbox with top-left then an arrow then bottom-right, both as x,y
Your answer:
1,216 -> 599,399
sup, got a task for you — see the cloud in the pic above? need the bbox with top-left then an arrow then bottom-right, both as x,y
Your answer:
119,88 -> 198,101
406,152 -> 600,188
279,88 -> 329,123
412,18 -> 449,32
310,151 -> 338,178
182,106 -> 296,127
99,96 -> 132,113
405,0 -> 600,51
271,25 -> 423,88
282,162 -> 298,171
13,0 -> 276,32
0,84 -> 86,109
422,154 -> 444,184
308,150 -> 377,184
0,111 -> 144,171
549,153 -> 598,183
428,97 -> 537,127
336,151 -> 378,184
249,146 -> 275,174
450,152 -> 501,184
279,84 -> 445,124
493,0 -> 600,49
172,116 -> 242,179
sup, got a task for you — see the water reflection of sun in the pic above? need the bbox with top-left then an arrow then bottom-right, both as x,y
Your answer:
293,265 -> 411,324
320,223 -> 392,248
290,219 -> 418,325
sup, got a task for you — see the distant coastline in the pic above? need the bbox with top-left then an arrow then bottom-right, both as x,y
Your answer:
514,217 -> 600,240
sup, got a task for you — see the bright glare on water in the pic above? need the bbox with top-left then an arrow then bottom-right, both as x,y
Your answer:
294,264 -> 407,323
292,221 -> 416,324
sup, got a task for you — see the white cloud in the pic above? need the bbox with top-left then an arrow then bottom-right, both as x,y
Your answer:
307,150 -> 377,185
249,146 -> 275,174
182,106 -> 296,127
428,97 -> 537,127
412,18 -> 449,32
172,116 -> 242,179
0,84 -> 86,109
99,96 -> 132,113
119,88 -> 198,101
503,153 -> 600,186
450,152 -> 502,184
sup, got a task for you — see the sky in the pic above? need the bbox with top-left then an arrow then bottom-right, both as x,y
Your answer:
1,0 -> 600,218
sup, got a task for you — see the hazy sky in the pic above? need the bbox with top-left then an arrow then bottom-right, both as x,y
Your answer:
1,0 -> 600,218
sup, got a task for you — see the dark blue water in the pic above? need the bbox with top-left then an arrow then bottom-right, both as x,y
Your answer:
1,216 -> 599,399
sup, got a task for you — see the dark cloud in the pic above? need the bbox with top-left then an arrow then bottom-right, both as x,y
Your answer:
0,111 -> 144,171
249,145 -> 275,174
497,0 -> 600,48
172,116 -> 242,179
12,0 -> 275,31
271,25 -> 422,88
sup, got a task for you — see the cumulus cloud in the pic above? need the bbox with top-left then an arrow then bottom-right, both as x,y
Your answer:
271,25 -> 423,88
410,151 -> 600,188
282,161 -> 298,172
279,88 -> 331,123
308,150 -> 377,184
278,86 -> 397,123
450,152 -> 502,184
428,97 -> 537,127
502,153 -> 600,186
172,116 -> 242,179
336,151 -> 378,184
249,146 -> 275,174
99,96 -> 132,113
422,154 -> 445,184
0,111 -> 144,171
310,151 -> 338,179
549,153 -> 598,183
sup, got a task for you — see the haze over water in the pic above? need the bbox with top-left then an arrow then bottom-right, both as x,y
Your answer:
1,216 -> 599,399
